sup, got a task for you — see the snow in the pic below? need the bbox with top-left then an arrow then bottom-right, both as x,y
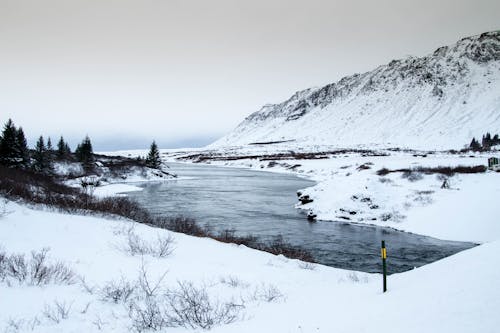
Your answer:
92,183 -> 144,198
0,199 -> 499,332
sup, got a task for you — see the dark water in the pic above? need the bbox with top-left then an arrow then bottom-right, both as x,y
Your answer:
127,163 -> 475,274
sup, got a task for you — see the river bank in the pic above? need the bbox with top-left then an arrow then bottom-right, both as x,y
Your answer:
150,146 -> 500,244
0,198 -> 498,333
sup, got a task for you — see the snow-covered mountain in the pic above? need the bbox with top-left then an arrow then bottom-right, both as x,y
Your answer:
212,31 -> 500,150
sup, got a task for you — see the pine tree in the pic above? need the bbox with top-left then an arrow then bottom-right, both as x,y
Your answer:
47,137 -> 53,151
64,143 -> 71,155
57,136 -> 71,159
0,119 -> 22,166
33,136 -> 51,173
75,135 -> 93,164
493,134 -> 500,146
15,127 -> 30,167
469,137 -> 481,151
145,141 -> 162,169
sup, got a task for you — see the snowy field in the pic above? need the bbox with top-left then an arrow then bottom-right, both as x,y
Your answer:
1,147 -> 498,332
1,198 -> 499,333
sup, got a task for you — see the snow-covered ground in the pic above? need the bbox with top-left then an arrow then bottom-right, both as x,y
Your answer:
9,145 -> 484,332
1,199 -> 499,333
56,158 -> 177,199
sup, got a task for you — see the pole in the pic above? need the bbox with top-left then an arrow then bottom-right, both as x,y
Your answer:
381,240 -> 387,292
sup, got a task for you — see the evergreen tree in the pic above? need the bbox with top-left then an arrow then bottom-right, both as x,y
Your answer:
33,136 -> 51,173
0,119 -> 22,166
45,136 -> 55,165
145,141 -> 162,169
470,137 -> 481,151
47,137 -> 53,151
65,143 -> 71,155
57,136 -> 71,159
75,135 -> 93,164
493,134 -> 500,146
15,127 -> 30,167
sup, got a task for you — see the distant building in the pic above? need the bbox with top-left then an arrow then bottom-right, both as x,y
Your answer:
488,157 -> 500,171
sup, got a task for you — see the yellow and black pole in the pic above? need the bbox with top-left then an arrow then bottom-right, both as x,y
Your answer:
381,240 -> 387,292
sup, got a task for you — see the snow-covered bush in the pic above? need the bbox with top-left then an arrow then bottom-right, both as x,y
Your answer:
42,300 -> 72,324
121,230 -> 175,258
126,264 -> 243,331
0,248 -> 76,286
163,281 -> 242,329
402,171 -> 424,182
100,278 -> 137,304
219,275 -> 249,288
250,284 -> 284,303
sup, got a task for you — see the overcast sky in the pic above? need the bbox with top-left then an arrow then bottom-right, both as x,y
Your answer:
1,0 -> 499,150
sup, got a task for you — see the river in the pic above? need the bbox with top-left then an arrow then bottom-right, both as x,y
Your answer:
127,162 -> 475,273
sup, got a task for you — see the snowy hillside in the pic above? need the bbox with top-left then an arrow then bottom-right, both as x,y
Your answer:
212,31 -> 500,150
1,199 -> 499,333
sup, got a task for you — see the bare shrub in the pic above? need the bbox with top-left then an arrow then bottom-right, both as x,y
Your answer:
4,318 -> 23,333
219,275 -> 248,288
252,284 -> 284,303
100,278 -> 137,304
165,281 -> 242,329
78,276 -> 97,294
121,230 -> 175,258
162,216 -> 208,237
401,171 -> 423,182
137,261 -> 168,298
259,235 -> 315,263
211,229 -> 257,247
42,300 -> 72,324
0,248 -> 76,286
154,234 -> 175,258
346,272 -> 368,283
377,165 -> 487,176
380,210 -> 406,223
129,297 -> 168,332
4,253 -> 28,283
377,168 -> 391,176
30,249 -> 76,285
128,264 -> 242,332
123,232 -> 150,256
3,316 -> 41,333
298,262 -> 316,270
92,315 -> 108,331
378,177 -> 393,184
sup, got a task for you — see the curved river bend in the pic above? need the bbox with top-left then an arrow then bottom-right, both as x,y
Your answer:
127,163 -> 475,274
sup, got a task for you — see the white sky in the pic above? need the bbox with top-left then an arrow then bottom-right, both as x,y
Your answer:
1,0 -> 499,150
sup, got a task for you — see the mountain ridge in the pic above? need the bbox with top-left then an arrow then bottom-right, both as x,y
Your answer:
211,31 -> 500,150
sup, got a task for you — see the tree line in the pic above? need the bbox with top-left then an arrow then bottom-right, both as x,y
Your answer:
0,119 -> 163,173
469,132 -> 500,151
0,119 -> 95,173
